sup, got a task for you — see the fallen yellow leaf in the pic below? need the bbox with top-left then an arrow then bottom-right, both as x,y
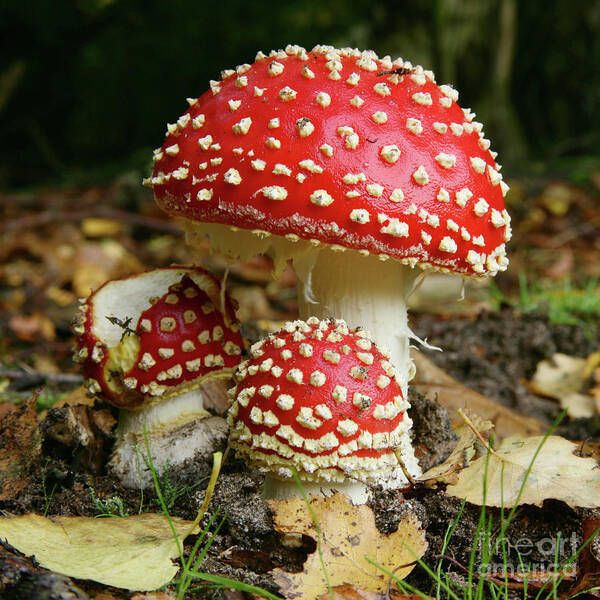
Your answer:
0,513 -> 195,591
446,435 -> 600,508
270,493 -> 426,600
81,218 -> 123,238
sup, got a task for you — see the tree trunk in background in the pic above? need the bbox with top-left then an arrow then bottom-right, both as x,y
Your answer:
433,0 -> 527,167
486,0 -> 528,165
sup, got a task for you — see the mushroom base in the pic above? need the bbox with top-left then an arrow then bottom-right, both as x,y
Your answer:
110,385 -> 228,489
263,475 -> 370,505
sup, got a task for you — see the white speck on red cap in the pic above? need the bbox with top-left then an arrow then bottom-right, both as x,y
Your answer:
268,61 -> 284,76
406,118 -> 423,135
310,189 -> 334,206
279,86 -> 297,101
413,166 -> 429,186
412,92 -> 432,105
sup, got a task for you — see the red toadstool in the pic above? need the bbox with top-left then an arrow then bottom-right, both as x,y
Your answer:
145,45 -> 511,394
72,266 -> 244,487
228,317 -> 420,504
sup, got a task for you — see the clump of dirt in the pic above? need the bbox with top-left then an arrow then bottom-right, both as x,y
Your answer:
368,488 -> 423,535
408,389 -> 458,472
415,309 -> 598,424
560,416 -> 600,441
195,467 -> 277,549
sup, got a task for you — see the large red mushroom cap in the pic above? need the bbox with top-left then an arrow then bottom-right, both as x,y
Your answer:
148,45 -> 510,277
73,266 -> 243,409
228,317 -> 420,488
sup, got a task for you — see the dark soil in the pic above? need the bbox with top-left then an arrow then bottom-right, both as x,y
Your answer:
415,308 -> 599,427
1,309 -> 598,599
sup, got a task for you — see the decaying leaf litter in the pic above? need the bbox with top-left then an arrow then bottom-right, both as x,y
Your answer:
1,171 -> 600,599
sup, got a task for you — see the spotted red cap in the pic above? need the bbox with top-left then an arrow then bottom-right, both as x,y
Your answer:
147,45 -> 510,277
72,266 -> 244,409
227,317 -> 418,485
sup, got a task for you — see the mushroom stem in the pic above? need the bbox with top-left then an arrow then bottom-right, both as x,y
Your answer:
110,382 -> 229,488
294,249 -> 418,396
263,475 -> 370,505
116,386 -> 210,437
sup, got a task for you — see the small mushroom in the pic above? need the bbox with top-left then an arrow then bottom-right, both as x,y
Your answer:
146,44 -> 510,397
227,317 -> 420,505
72,266 -> 244,487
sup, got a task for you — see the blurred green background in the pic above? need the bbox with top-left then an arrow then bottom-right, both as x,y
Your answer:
2,0 -> 599,188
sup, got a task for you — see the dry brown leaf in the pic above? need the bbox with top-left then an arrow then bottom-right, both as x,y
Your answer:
37,385 -> 95,424
31,353 -> 60,374
446,435 -> 600,508
71,240 -> 142,297
8,312 -> 55,341
270,493 -> 426,600
53,385 -> 95,408
0,397 -> 40,500
0,513 -> 196,591
230,285 -> 279,322
539,182 -> 574,217
72,262 -> 112,298
0,402 -> 15,421
46,284 -> 76,307
419,413 -> 494,484
528,352 -> 600,418
411,349 -> 545,438
41,404 -> 115,473
200,377 -> 233,415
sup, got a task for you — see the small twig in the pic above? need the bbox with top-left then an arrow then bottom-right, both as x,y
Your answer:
457,408 -> 500,457
394,450 -> 416,485
385,560 -> 419,598
0,206 -> 184,235
576,437 -> 592,457
428,554 -> 535,590
0,368 -> 82,384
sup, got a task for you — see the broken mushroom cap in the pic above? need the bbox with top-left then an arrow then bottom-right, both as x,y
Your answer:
227,317 -> 421,504
145,44 -> 511,396
72,266 -> 244,488
73,266 -> 243,407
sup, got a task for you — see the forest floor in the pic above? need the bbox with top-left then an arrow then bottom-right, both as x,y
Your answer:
1,169 -> 600,599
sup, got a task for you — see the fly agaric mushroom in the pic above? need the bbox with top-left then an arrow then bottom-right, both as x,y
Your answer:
72,266 -> 244,487
145,45 -> 511,395
228,318 -> 420,504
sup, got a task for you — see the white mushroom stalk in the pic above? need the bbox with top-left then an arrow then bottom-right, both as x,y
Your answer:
294,249 -> 419,396
111,382 -> 230,489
